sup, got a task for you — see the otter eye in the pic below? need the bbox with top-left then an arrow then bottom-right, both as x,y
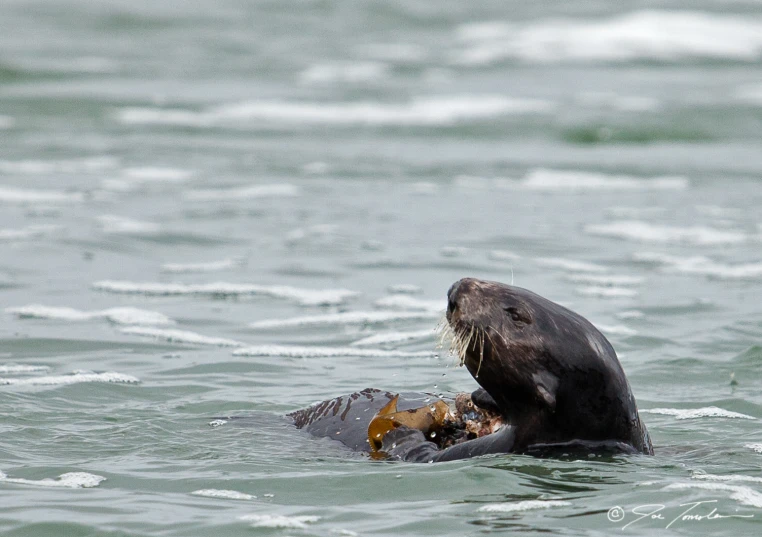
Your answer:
504,307 -> 530,325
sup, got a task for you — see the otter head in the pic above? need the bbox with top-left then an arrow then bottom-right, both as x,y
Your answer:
445,278 -> 629,444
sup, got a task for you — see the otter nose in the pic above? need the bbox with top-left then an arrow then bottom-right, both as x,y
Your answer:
447,278 -> 479,315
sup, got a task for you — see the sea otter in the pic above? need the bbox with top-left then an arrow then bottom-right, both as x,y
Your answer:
289,278 -> 653,461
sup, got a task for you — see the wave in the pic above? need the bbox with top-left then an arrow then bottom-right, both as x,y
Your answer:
120,327 -> 243,347
0,364 -> 50,374
101,166 -> 193,192
665,482 -> 762,508
351,329 -> 435,347
239,514 -> 320,529
634,252 -> 762,279
114,95 -> 554,128
643,407 -> 755,420
520,169 -> 688,191
184,184 -> 300,201
373,295 -> 444,312
6,304 -> 174,326
576,286 -> 638,298
387,284 -> 423,294
161,257 -> 245,273
97,215 -> 162,235
233,345 -> 435,358
594,324 -> 637,336
191,489 -> 256,500
0,371 -> 140,386
585,221 -> 748,245
0,225 -> 60,241
92,280 -> 358,307
0,470 -> 106,488
478,500 -> 571,513
566,274 -> 644,286
249,310 -> 440,329
692,472 -> 762,484
454,11 -> 762,65
735,82 -> 762,105
536,257 -> 609,273
0,186 -> 84,204
299,61 -> 389,84
0,156 -> 117,175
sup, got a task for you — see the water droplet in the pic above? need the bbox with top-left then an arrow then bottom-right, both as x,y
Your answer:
375,433 -> 382,438
433,384 -> 438,389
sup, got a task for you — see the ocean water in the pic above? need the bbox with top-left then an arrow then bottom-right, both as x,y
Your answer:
1,0 -> 762,535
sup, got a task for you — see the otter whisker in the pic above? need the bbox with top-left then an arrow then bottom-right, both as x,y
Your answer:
475,327 -> 485,378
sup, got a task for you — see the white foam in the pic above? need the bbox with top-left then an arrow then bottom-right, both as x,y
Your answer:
6,304 -> 174,326
233,345 -> 435,358
566,274 -> 644,286
536,257 -> 608,273
239,514 -> 320,529
0,371 -> 139,386
586,221 -> 747,245
0,187 -> 83,204
184,184 -> 300,201
387,284 -> 422,295
634,252 -> 762,279
0,225 -> 59,241
92,280 -> 358,307
643,407 -> 755,420
97,215 -> 161,235
736,82 -> 762,105
192,489 -> 256,500
478,500 -> 571,513
0,156 -> 117,175
123,167 -> 193,182
116,95 -> 554,128
488,250 -> 520,262
520,169 -> 687,191
665,482 -> 762,508
285,224 -> 338,244
745,443 -> 762,453
692,472 -> 762,484
0,470 -> 105,488
299,61 -> 389,84
102,167 -> 193,192
351,329 -> 435,347
576,286 -> 638,298
0,365 -> 50,374
249,310 -> 439,329
120,327 -> 243,347
454,11 -> 762,65
373,295 -> 444,312
594,324 -> 638,336
617,310 -> 645,320
161,258 -> 244,273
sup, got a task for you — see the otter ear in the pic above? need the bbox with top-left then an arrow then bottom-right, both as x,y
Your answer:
532,370 -> 558,410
